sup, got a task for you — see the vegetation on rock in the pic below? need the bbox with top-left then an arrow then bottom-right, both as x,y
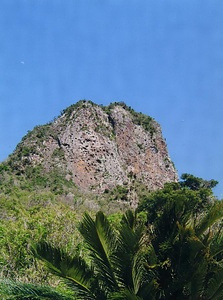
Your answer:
0,100 -> 177,197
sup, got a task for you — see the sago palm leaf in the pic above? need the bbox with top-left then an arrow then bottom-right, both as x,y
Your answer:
35,242 -> 100,300
115,211 -> 147,295
0,279 -> 72,300
79,211 -> 119,293
195,202 -> 223,236
210,232 -> 223,260
110,288 -> 143,300
121,210 -> 137,229
187,259 -> 208,299
205,267 -> 223,299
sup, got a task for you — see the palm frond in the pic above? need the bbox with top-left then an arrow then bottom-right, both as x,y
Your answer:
211,233 -> 223,260
110,288 -> 143,300
205,267 -> 223,299
79,211 -> 118,292
195,202 -> 223,236
114,211 -> 146,294
0,279 -> 72,300
35,242 -> 98,299
137,279 -> 158,300
121,210 -> 137,229
188,260 -> 208,299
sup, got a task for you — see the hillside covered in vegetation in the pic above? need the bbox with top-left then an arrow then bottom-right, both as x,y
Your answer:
1,101 -> 222,299
0,101 -> 177,206
1,174 -> 223,299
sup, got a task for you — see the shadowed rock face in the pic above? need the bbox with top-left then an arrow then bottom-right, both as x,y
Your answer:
9,101 -> 178,193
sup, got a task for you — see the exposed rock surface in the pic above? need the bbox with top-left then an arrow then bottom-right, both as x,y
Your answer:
8,101 -> 178,193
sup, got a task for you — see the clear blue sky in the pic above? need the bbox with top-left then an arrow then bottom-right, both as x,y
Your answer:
1,0 -> 223,197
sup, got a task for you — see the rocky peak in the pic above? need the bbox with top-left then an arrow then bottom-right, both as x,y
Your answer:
7,101 -> 178,195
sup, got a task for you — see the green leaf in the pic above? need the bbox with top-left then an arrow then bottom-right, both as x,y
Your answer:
35,242 -> 98,300
79,211 -> 118,292
0,279 -> 72,300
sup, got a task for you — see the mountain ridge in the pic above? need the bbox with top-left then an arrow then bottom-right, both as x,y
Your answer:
0,100 -> 178,207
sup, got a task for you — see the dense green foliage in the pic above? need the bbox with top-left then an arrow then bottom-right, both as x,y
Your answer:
137,174 -> 223,299
0,279 -> 73,300
1,174 -> 223,299
0,193 -> 81,282
34,210 -> 151,299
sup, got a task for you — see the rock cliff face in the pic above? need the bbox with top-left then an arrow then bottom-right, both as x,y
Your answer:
9,101 -> 178,193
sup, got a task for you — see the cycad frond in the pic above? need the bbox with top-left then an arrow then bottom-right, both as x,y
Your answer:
79,211 -> 118,292
188,260 -> 208,299
0,279 -> 71,300
110,288 -> 143,300
210,232 -> 223,259
115,211 -> 146,294
121,210 -> 137,229
205,268 -> 223,300
195,202 -> 223,236
35,242 -> 98,299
